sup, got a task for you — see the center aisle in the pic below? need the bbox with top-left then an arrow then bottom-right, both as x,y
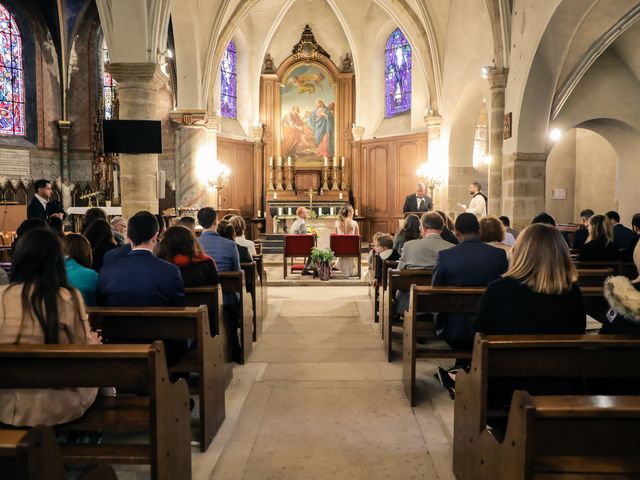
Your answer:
196,286 -> 455,480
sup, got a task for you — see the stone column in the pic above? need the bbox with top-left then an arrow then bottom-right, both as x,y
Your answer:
251,124 -> 264,216
502,152 -> 547,230
171,110 -> 208,210
351,126 -> 365,212
106,63 -> 165,218
488,68 -> 508,215
425,114 -> 446,210
56,120 -> 72,209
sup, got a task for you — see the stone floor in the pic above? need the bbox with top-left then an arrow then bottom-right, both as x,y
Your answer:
193,286 -> 456,480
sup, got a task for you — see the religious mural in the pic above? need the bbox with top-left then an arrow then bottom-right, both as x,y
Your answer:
280,63 -> 335,160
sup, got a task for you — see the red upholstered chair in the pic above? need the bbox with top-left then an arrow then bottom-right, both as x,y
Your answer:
283,234 -> 315,279
330,234 -> 362,278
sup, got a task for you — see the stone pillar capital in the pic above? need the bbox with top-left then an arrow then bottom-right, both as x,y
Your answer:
205,115 -> 221,132
169,109 -> 207,129
488,68 -> 509,90
251,124 -> 264,143
105,63 -> 165,89
351,125 -> 365,142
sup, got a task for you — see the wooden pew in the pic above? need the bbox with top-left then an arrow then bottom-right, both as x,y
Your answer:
382,268 -> 433,362
0,427 -> 116,480
402,286 -> 609,406
241,261 -> 263,341
218,270 -> 254,364
576,268 -> 614,287
184,285 -> 233,387
574,260 -> 638,279
378,260 -> 399,339
369,251 -> 378,323
253,254 -> 268,320
0,342 -> 191,480
454,334 -> 640,480
87,306 -> 225,452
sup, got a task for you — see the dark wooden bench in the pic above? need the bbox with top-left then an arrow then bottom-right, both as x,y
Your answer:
382,268 -> 433,362
218,270 -> 254,364
378,259 -> 399,338
87,306 -> 225,452
241,261 -> 263,341
402,286 -> 609,406
253,254 -> 268,321
184,285 -> 233,387
575,268 -> 614,287
454,334 -> 640,479
574,260 -> 638,279
0,342 -> 190,480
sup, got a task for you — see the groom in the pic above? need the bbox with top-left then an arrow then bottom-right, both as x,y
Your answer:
402,182 -> 433,214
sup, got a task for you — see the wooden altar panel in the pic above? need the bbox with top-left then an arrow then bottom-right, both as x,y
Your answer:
217,137 -> 255,216
357,133 -> 427,240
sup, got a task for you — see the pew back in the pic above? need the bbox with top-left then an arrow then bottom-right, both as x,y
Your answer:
218,270 -> 254,363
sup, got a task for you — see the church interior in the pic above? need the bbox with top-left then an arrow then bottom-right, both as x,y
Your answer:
1,0 -> 640,479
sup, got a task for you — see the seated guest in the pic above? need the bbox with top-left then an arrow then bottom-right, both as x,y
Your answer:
480,216 -> 511,253
12,218 -> 47,255
158,226 -> 218,287
197,207 -> 240,272
291,207 -> 309,234
436,210 -> 458,245
47,216 -> 65,239
230,215 -> 257,256
399,212 -> 453,270
366,232 -> 385,283
601,242 -> 640,334
101,241 -> 131,267
393,214 -> 420,253
606,210 -> 636,251
110,216 -> 128,246
579,214 -> 620,261
176,216 -> 196,233
499,216 -> 518,242
572,209 -> 594,249
531,212 -> 556,226
63,234 -> 99,306
218,219 -> 253,263
373,234 -> 400,288
0,228 -> 98,426
155,214 -> 167,241
81,207 -> 107,234
432,213 -> 508,387
83,219 -> 117,271
473,223 -> 586,335
622,213 -> 640,262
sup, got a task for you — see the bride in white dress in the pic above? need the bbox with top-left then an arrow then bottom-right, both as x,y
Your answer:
334,204 -> 360,277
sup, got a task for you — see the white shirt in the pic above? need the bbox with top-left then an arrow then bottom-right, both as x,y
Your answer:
35,193 -> 48,210
235,235 -> 257,256
502,232 -> 516,247
467,193 -> 487,218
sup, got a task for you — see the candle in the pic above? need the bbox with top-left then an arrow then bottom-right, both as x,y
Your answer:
113,173 -> 119,199
319,207 -> 323,216
352,123 -> 356,128
287,156 -> 292,167
355,209 -> 359,216
273,192 -> 277,200
330,207 -> 335,216
269,156 -> 273,166
278,207 -> 283,216
323,157 -> 328,167
333,156 -> 338,167
277,156 -> 282,166
339,192 -> 343,200
341,156 -> 345,167
257,210 -> 262,218
288,207 -> 292,215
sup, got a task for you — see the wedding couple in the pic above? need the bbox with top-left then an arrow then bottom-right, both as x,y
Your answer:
291,204 -> 359,277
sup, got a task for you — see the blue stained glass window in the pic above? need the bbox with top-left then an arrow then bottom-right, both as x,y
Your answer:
385,28 -> 412,118
220,41 -> 237,118
101,38 -> 117,119
0,3 -> 24,135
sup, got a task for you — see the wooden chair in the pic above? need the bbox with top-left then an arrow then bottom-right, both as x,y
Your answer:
218,270 -> 254,363
382,268 -> 433,362
283,234 -> 315,278
330,234 -> 361,278
0,342 -> 191,480
87,306 -> 225,452
0,426 -> 117,480
241,261 -> 263,341
454,334 -> 640,480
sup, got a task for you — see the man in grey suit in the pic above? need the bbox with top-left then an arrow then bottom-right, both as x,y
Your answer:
395,212 -> 454,314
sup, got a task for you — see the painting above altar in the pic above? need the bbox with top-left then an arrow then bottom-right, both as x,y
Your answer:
280,63 -> 336,160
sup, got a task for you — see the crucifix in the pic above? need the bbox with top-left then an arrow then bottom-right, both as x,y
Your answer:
307,188 -> 315,208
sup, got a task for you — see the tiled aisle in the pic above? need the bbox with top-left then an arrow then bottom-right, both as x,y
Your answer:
195,286 -> 455,480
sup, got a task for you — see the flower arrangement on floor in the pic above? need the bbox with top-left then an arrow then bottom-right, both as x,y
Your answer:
310,247 -> 335,281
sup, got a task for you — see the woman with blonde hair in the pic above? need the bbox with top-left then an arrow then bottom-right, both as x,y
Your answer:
601,241 -> 640,334
579,214 -> 620,261
473,223 -> 586,335
334,204 -> 359,277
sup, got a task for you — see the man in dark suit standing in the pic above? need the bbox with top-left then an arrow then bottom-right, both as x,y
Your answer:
606,211 -> 636,251
402,182 -> 433,214
27,179 -> 53,221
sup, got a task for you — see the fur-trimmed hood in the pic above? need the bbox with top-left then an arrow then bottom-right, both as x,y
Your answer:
604,276 -> 640,321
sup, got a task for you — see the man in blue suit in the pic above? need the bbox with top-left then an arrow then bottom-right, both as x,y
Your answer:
432,213 -> 508,390
98,211 -> 186,361
606,211 -> 637,251
197,207 -> 240,272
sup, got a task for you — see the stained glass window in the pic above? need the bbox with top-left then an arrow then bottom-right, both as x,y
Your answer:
101,38 -> 117,119
220,41 -> 237,118
385,28 -> 412,118
0,3 -> 24,135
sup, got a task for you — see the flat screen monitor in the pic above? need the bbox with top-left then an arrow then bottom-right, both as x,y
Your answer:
103,120 -> 162,154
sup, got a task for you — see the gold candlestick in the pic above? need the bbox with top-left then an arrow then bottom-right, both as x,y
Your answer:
322,166 -> 330,190
285,165 -> 294,191
276,165 -> 284,191
331,165 -> 339,191
267,165 -> 275,191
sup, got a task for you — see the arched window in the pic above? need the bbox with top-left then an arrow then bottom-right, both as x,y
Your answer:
220,41 -> 237,118
385,28 -> 412,118
101,38 -> 117,119
0,3 -> 25,135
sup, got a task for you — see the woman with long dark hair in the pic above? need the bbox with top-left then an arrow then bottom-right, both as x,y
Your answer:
393,214 -> 420,253
0,228 -> 98,426
83,218 -> 117,271
157,226 -> 218,286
